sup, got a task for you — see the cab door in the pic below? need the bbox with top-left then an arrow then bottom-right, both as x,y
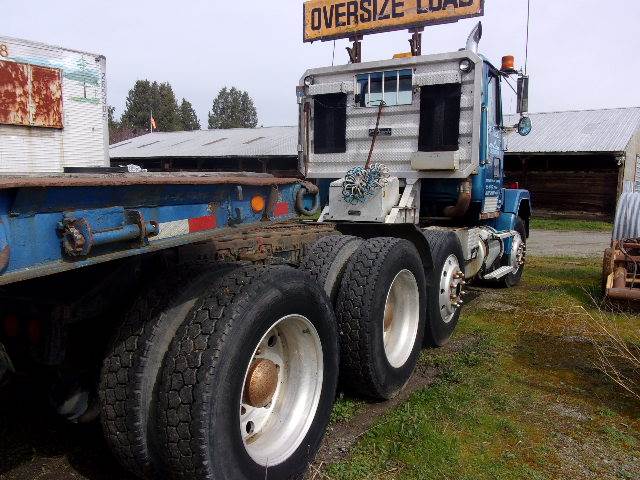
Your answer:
482,67 -> 504,215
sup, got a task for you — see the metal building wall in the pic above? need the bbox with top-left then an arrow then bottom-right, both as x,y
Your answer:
623,128 -> 640,192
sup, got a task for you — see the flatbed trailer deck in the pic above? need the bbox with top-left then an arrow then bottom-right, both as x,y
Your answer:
0,172 -> 320,285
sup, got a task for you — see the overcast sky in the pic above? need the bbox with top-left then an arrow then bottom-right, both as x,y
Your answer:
4,0 -> 640,127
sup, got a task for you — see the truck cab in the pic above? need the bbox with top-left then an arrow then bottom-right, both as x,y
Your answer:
297,24 -> 532,284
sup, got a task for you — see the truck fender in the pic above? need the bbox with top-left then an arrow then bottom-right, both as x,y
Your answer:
501,189 -> 532,237
333,223 -> 434,280
295,187 -> 320,216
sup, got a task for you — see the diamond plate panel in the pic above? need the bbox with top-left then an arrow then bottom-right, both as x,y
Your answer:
308,81 -> 353,95
304,53 -> 481,179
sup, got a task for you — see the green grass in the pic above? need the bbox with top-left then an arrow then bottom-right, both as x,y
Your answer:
331,395 -> 365,424
324,257 -> 640,479
530,218 -> 612,232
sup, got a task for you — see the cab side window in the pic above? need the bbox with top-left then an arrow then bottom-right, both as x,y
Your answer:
487,74 -> 502,127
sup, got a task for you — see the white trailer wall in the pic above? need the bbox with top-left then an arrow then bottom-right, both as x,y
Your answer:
0,36 -> 108,173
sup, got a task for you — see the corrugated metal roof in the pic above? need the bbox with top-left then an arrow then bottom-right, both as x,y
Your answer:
110,108 -> 640,161
505,107 -> 640,154
109,126 -> 298,159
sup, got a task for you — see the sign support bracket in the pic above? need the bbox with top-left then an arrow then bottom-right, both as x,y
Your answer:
409,28 -> 424,57
346,35 -> 362,63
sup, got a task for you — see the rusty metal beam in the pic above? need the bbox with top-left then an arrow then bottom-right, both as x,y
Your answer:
606,288 -> 640,302
0,172 -> 318,193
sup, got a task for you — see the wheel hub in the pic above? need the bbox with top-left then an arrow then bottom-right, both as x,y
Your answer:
511,233 -> 526,270
382,269 -> 420,368
244,359 -> 279,408
439,254 -> 466,323
239,315 -> 324,467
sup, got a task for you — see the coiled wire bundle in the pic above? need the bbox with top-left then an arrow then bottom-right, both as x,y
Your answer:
342,163 -> 390,204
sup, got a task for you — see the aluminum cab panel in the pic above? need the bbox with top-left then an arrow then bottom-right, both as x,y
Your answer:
299,51 -> 483,180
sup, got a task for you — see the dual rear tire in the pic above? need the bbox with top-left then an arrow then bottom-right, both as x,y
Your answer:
100,232 -> 468,479
332,237 -> 426,399
100,265 -> 339,480
300,234 -> 462,400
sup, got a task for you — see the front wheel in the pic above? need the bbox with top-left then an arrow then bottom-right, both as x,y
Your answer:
154,265 -> 339,480
499,217 -> 527,288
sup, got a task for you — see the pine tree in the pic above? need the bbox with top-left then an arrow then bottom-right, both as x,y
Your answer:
208,87 -> 258,129
121,80 -> 182,132
179,98 -> 201,130
156,82 -> 182,131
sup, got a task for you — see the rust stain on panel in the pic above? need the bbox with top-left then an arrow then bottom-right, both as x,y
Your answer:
0,60 -> 63,129
0,60 -> 29,126
31,65 -> 63,129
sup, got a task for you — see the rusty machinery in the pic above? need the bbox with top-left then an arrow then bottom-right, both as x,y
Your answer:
603,192 -> 640,302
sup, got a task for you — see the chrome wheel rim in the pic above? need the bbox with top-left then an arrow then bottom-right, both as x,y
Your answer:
239,315 -> 323,466
510,232 -> 526,272
439,254 -> 465,324
382,269 -> 420,368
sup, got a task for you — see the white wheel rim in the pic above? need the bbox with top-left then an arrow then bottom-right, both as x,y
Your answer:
382,269 -> 420,368
438,254 -> 465,324
239,315 -> 323,467
510,232 -> 526,272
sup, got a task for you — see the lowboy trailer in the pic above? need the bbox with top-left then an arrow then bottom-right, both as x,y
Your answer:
1,15 -> 533,480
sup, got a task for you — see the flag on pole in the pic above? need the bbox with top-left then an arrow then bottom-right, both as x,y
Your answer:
150,112 -> 157,132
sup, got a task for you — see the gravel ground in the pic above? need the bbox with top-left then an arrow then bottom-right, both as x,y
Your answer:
527,229 -> 611,257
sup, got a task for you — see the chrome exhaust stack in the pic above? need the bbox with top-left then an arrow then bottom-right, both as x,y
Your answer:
465,21 -> 483,53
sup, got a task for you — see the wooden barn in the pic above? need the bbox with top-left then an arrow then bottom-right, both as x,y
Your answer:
504,108 -> 640,219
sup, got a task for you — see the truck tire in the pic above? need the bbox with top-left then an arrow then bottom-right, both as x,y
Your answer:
299,234 -> 362,305
422,231 -> 466,347
335,237 -> 426,399
99,264 -> 235,478
154,265 -> 339,480
498,217 -> 527,288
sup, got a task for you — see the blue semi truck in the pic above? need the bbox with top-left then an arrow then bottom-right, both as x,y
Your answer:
0,22 -> 531,480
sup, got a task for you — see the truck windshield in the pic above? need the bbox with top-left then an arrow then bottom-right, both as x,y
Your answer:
356,69 -> 412,107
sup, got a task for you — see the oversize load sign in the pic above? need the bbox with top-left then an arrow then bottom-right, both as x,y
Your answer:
304,0 -> 484,42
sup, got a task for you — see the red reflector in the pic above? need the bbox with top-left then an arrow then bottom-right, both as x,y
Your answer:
4,314 -> 18,338
274,202 -> 289,217
188,215 -> 217,233
505,181 -> 520,190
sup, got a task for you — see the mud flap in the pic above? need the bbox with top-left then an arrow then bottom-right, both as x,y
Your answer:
0,342 -> 14,385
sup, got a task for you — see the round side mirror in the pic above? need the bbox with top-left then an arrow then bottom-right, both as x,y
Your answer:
517,116 -> 532,137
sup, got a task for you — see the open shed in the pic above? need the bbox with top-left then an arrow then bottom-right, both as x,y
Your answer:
504,108 -> 640,219
109,127 -> 299,178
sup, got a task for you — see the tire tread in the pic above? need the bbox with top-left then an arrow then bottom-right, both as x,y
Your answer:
99,263 -> 220,476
